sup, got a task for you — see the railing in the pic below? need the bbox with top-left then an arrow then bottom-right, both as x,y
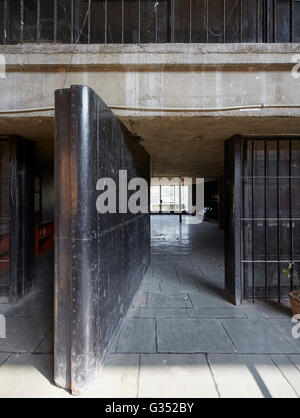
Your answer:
0,0 -> 299,45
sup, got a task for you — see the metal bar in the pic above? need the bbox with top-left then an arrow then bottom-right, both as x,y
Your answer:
264,140 -> 268,300
3,0 -> 8,45
277,139 -> 281,302
289,138 -> 294,292
189,0 -> 192,43
37,0 -> 40,44
223,0 -> 226,43
179,180 -> 182,223
242,218 -> 300,221
54,0 -> 57,44
71,0 -> 74,43
256,0 -> 259,42
290,0 -> 293,43
264,0 -> 268,42
121,0 -> 124,44
104,0 -> 107,44
252,139 -> 255,303
88,0 -> 91,44
241,140 -> 245,300
171,0 -> 174,43
138,0 -> 141,43
155,0 -> 158,43
239,0 -> 243,43
159,185 -> 161,213
74,0 -> 80,42
206,0 -> 209,43
245,261 -> 300,264
273,0 -> 276,42
20,0 -> 24,44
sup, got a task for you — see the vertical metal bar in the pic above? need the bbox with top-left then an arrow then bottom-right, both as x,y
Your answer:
71,0 -> 74,43
159,185 -> 161,213
171,0 -> 174,43
155,0 -> 158,43
88,0 -> 91,44
239,0 -> 243,43
37,0 -> 40,44
252,140 -> 255,303
223,0 -> 226,43
290,0 -> 293,43
138,0 -> 141,43
54,0 -> 57,44
264,140 -> 268,300
179,180 -> 182,223
206,0 -> 209,43
3,0 -> 8,45
20,0 -> 24,44
277,139 -> 281,303
241,140 -> 245,301
256,0 -> 259,42
121,0 -> 124,44
273,0 -> 276,43
264,0 -> 268,42
289,139 -> 294,292
74,0 -> 80,42
189,0 -> 192,43
104,0 -> 107,44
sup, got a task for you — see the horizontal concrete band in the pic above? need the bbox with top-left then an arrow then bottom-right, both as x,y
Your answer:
0,43 -> 299,70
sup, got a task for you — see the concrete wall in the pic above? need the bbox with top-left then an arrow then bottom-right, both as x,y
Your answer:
0,44 -> 300,178
54,85 -> 150,393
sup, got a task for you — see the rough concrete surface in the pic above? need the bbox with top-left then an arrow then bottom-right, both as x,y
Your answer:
0,44 -> 300,177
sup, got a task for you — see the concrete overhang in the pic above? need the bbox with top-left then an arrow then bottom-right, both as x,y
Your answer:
0,44 -> 299,177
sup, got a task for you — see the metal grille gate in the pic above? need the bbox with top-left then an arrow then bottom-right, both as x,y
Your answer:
0,139 -> 10,302
225,135 -> 300,305
242,137 -> 300,302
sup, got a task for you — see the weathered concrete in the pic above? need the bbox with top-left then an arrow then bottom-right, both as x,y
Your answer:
0,44 -> 300,177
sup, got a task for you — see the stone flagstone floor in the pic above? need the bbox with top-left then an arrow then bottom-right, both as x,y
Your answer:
0,215 -> 299,398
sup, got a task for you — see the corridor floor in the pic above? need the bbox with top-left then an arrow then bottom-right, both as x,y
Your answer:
0,216 -> 300,398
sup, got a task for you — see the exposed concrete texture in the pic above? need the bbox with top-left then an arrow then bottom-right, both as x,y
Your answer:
0,44 -> 300,176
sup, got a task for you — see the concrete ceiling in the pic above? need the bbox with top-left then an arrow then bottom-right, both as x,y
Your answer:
1,113 -> 300,178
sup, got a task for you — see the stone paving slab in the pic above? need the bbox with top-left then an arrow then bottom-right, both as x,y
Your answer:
0,353 -> 69,398
239,303 -> 292,319
289,354 -> 300,371
148,292 -> 192,308
116,318 -> 156,353
187,308 -> 247,319
35,329 -> 54,353
196,264 -> 225,283
152,264 -> 179,281
209,354 -> 298,398
221,319 -> 297,354
157,318 -> 236,353
82,354 -> 139,398
0,353 -> 10,366
138,354 -> 218,398
269,319 -> 300,353
128,307 -> 188,319
131,291 -> 148,308
0,317 -> 53,353
271,355 -> 300,397
189,291 -> 233,308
